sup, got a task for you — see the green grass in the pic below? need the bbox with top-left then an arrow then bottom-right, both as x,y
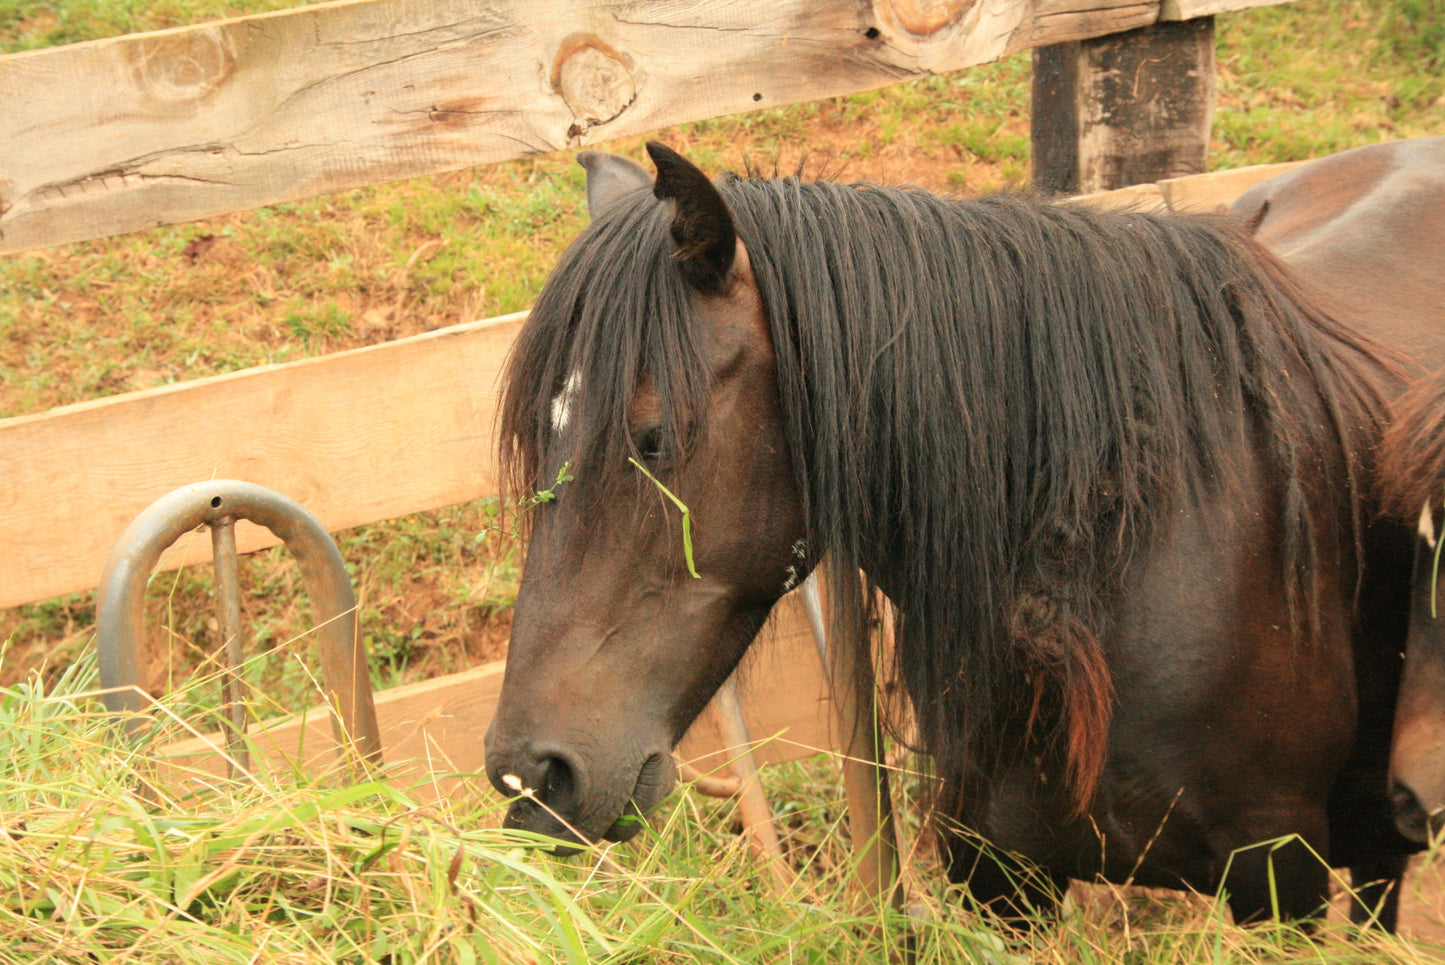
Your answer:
0,660 -> 1441,963
1211,0 -> 1445,166
0,0 -> 299,51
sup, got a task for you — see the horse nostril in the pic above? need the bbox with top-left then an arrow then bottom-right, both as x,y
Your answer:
491,751 -> 581,809
1390,777 -> 1431,843
536,754 -> 577,806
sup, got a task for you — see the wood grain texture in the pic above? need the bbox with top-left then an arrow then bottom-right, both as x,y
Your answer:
1070,160 -> 1305,211
1070,181 -> 1167,210
1036,17 -> 1216,195
0,0 -> 1293,253
1155,159 -> 1305,211
1076,18 -> 1216,193
1029,43 -> 1079,194
0,310 -> 525,610
156,592 -> 834,796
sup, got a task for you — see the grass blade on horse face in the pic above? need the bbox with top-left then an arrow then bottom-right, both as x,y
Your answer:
629,456 -> 701,580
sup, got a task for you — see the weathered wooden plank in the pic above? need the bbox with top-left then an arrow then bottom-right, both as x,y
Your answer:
156,592 -> 835,796
1032,17 -> 1216,194
0,310 -> 525,611
1070,161 -> 1306,212
1156,159 -> 1306,212
1071,181 -> 1167,210
1029,40 -> 1080,194
1160,0 -> 1292,19
0,0 -> 1295,254
1077,18 -> 1214,191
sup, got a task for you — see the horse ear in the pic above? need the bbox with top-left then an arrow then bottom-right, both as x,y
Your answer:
646,141 -> 737,294
577,151 -> 654,219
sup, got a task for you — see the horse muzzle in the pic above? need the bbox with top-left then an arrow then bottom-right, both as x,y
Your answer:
1389,709 -> 1445,844
1389,775 -> 1445,845
484,735 -> 677,851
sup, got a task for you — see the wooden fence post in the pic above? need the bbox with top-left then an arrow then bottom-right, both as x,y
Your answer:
1032,17 -> 1217,195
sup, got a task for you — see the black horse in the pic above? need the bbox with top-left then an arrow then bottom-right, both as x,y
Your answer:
485,140 -> 1445,927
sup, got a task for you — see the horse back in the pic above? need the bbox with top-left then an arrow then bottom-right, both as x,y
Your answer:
1232,137 -> 1445,372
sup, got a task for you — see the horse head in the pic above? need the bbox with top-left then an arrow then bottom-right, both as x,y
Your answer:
1390,499 -> 1445,844
483,144 -> 807,845
1376,369 -> 1445,844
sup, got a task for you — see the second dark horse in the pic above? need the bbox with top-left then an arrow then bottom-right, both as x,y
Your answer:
486,138 -> 1445,928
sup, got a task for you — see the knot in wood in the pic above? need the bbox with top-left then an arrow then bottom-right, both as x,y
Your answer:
552,37 -> 636,130
873,0 -> 974,37
130,28 -> 236,105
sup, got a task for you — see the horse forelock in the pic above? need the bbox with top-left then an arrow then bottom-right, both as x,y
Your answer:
717,177 -> 1389,816
499,190 -> 715,527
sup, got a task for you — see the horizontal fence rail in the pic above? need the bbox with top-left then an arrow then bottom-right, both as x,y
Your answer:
0,310 -> 524,609
0,0 -> 1284,253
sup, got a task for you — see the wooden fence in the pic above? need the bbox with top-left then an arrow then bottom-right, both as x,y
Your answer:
1,0 -> 1288,254
0,0 -> 1292,775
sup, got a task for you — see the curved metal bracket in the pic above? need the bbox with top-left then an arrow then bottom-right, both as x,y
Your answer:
95,480 -> 383,771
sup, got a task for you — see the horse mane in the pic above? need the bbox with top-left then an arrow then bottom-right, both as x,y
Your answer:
500,172 -> 1391,819
1378,368 -> 1445,519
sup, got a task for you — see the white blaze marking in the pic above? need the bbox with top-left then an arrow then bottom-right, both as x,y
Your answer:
1421,499 -> 1437,549
550,371 -> 581,433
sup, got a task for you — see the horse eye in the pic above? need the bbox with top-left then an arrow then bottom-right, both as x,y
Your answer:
633,425 -> 668,465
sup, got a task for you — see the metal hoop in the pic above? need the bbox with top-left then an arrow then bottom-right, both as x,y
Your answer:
95,480 -> 382,774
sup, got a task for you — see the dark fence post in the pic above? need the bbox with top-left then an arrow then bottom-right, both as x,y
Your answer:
1032,17 -> 1217,195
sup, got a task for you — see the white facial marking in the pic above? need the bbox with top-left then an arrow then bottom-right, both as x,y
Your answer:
550,371 -> 581,433
1420,499 -> 1437,549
